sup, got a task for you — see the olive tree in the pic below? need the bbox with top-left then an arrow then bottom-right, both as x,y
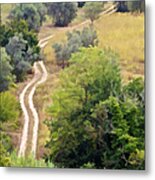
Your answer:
47,2 -> 77,27
9,4 -> 43,31
53,26 -> 98,68
5,34 -> 35,81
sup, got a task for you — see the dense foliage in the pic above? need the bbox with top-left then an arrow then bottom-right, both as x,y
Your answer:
83,2 -> 104,24
46,47 -> 144,169
0,48 -> 14,92
9,3 -> 47,31
53,26 -> 98,67
46,2 -> 77,27
0,20 -> 40,82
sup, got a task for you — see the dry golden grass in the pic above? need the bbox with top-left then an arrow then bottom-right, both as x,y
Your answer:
95,13 -> 144,80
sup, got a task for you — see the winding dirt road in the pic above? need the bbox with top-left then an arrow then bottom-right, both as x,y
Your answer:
18,39 -> 51,158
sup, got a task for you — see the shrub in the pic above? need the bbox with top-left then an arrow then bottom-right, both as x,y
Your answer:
0,133 -> 12,167
0,91 -> 20,124
53,26 -> 98,67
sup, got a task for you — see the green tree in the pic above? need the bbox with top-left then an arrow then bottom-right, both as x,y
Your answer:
5,32 -> 39,82
5,34 -> 30,81
0,19 -> 40,82
46,47 -> 144,169
9,4 -> 42,31
83,2 -> 104,24
47,2 -> 77,27
0,20 -> 40,54
0,48 -> 14,92
46,47 -> 121,168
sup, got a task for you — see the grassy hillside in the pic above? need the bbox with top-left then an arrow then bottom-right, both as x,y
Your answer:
96,13 -> 144,81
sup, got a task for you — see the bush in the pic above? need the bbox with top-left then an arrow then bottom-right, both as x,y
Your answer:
0,91 -> 20,124
47,2 -> 77,27
0,133 -> 12,167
